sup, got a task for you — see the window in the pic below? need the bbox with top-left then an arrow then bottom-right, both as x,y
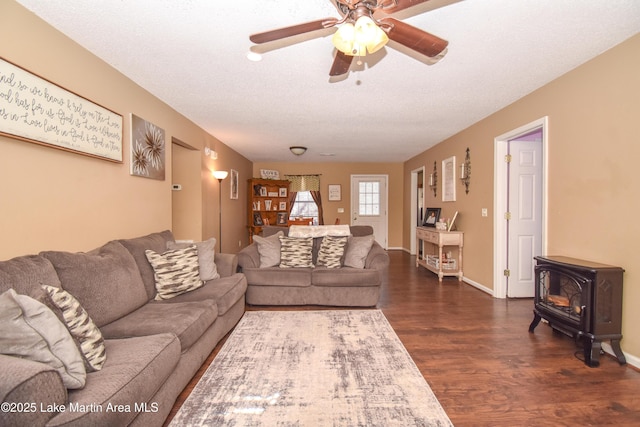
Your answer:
290,191 -> 319,225
358,181 -> 380,216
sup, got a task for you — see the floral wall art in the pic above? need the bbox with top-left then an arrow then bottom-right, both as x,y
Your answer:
130,114 -> 165,180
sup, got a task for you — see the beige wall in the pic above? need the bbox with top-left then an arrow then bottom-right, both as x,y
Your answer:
4,0 -> 639,360
253,162 -> 404,248
0,1 -> 251,258
405,34 -> 640,359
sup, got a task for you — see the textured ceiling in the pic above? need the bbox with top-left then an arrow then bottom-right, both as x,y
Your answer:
14,0 -> 640,162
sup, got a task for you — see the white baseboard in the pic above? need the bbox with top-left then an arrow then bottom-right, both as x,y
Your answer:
461,276 -> 493,296
601,342 -> 640,369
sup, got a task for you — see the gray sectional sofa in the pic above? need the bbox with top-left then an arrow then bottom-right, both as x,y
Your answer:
0,230 -> 247,427
238,225 -> 389,306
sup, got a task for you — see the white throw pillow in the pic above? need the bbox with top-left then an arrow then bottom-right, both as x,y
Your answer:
145,245 -> 204,300
0,289 -> 86,389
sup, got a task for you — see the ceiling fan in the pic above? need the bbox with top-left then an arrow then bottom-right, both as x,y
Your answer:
249,0 -> 449,76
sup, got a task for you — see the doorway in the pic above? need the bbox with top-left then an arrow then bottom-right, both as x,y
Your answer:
494,117 -> 547,298
351,175 -> 388,249
410,167 -> 425,255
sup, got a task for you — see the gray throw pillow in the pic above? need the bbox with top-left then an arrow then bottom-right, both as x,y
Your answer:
279,236 -> 314,268
343,234 -> 375,269
0,289 -> 86,389
167,238 -> 220,281
145,245 -> 203,300
317,236 -> 348,268
253,231 -> 284,268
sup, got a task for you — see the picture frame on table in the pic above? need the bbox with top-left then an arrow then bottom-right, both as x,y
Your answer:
423,207 -> 441,227
253,213 -> 264,226
448,211 -> 459,232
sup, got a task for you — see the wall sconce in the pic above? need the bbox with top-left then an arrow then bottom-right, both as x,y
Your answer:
289,146 -> 307,156
204,147 -> 218,159
460,147 -> 471,194
429,161 -> 438,197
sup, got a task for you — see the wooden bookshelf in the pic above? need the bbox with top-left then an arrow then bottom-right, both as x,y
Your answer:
247,178 -> 290,241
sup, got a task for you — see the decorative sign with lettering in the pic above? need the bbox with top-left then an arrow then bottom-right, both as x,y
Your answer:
0,58 -> 123,162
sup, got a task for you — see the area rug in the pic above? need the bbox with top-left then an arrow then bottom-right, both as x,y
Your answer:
169,310 -> 452,426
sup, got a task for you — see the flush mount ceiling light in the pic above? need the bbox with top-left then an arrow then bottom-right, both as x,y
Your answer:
290,146 -> 307,156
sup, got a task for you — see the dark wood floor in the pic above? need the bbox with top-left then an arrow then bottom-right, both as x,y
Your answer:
166,251 -> 640,426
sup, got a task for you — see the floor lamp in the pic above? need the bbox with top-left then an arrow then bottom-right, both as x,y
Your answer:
212,170 -> 229,252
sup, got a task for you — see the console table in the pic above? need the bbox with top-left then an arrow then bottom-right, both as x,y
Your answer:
416,227 -> 463,281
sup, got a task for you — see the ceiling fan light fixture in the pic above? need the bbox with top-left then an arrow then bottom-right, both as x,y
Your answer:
332,16 -> 388,56
332,23 -> 356,54
355,16 -> 388,54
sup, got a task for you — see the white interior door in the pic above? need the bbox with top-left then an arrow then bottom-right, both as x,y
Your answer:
507,139 -> 543,297
351,175 -> 388,249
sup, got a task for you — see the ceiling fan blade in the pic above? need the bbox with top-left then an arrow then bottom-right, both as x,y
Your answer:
379,17 -> 448,57
329,51 -> 354,76
380,0 -> 432,13
250,18 -> 338,44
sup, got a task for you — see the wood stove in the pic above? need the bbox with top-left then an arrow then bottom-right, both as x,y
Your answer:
528,256 -> 626,367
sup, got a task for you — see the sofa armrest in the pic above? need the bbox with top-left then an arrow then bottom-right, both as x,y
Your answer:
365,242 -> 390,270
237,244 -> 260,270
215,253 -> 238,277
365,242 -> 389,286
0,355 -> 67,426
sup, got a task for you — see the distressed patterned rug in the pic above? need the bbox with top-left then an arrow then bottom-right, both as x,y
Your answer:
169,310 -> 452,426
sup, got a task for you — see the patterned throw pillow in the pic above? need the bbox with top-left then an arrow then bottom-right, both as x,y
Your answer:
41,285 -> 106,372
317,236 -> 348,268
167,238 -> 220,281
279,236 -> 314,268
145,245 -> 203,300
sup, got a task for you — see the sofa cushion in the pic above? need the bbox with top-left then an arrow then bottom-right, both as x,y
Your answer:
0,289 -> 86,389
317,236 -> 348,268
119,230 -> 175,300
42,285 -> 106,372
343,234 -> 375,269
145,245 -> 204,301
162,273 -> 247,316
167,238 -> 220,281
100,300 -> 218,351
51,334 -> 180,426
243,267 -> 312,287
279,236 -> 314,268
0,255 -> 61,298
312,267 -> 381,287
41,241 -> 149,328
253,231 -> 284,267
